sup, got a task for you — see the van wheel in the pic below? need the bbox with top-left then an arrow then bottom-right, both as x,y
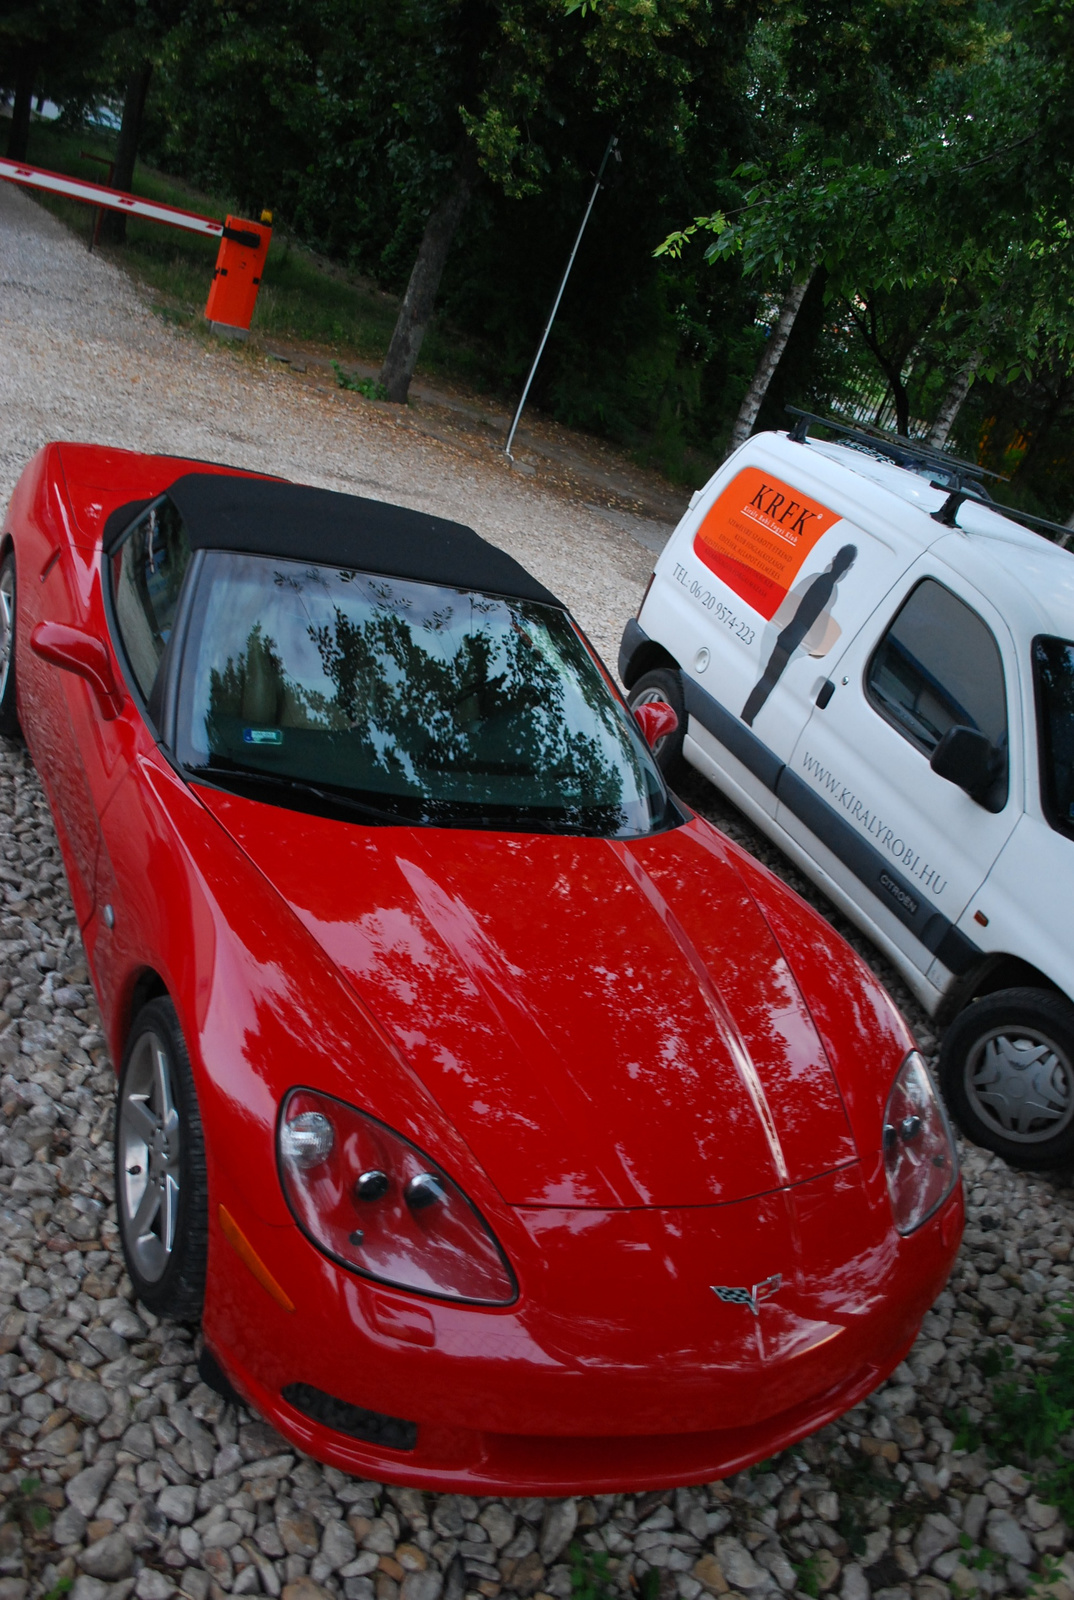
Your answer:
628,668 -> 687,785
939,987 -> 1074,1168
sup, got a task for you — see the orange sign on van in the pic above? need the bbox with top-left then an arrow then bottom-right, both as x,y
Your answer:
694,468 -> 841,620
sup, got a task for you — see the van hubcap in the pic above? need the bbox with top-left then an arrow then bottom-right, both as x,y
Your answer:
118,1032 -> 181,1282
967,1025 -> 1074,1143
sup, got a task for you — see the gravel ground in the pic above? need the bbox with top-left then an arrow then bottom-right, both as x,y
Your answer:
2,176 -> 1074,1600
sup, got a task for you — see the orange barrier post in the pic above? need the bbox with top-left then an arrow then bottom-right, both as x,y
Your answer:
205,212 -> 273,339
0,160 -> 274,339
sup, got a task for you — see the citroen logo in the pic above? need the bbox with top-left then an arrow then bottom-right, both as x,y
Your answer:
711,1273 -> 782,1316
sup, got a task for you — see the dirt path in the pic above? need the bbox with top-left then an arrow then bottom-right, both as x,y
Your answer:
0,180 -> 657,675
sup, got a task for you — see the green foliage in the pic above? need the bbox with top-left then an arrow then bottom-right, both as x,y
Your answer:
12,0 -> 1074,506
794,1554 -> 822,1598
965,1309 -> 1074,1525
638,1566 -> 662,1600
946,1405 -> 984,1454
4,1474 -> 52,1539
569,1542 -> 618,1600
958,1533 -> 1002,1572
331,364 -> 388,400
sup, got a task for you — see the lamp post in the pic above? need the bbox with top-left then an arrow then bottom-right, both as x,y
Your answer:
504,133 -> 620,463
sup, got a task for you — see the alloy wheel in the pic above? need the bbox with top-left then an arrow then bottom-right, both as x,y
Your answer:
117,1029 -> 182,1282
0,562 -> 14,707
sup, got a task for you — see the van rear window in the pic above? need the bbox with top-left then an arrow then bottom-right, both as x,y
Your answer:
1033,636 -> 1074,840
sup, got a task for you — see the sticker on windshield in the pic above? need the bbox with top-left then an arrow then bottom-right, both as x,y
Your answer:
243,728 -> 284,746
694,468 -> 841,620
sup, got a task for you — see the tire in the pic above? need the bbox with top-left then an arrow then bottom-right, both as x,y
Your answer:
628,667 -> 688,785
939,987 -> 1074,1169
115,998 -> 208,1319
0,552 -> 20,739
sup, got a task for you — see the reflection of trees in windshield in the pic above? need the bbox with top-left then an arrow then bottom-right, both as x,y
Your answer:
197,566 -> 646,834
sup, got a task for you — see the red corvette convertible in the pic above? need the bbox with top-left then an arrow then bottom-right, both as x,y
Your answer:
0,444 -> 962,1492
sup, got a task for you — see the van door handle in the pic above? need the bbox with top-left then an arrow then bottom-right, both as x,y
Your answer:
816,679 -> 835,709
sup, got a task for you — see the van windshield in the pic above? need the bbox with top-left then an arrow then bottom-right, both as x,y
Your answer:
1033,636 -> 1074,840
177,551 -> 676,838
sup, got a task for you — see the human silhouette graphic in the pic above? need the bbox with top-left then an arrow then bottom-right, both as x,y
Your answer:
741,543 -> 858,727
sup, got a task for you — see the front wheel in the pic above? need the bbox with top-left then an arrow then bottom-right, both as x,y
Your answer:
115,998 -> 208,1319
939,987 -> 1074,1169
0,552 -> 20,739
628,667 -> 687,785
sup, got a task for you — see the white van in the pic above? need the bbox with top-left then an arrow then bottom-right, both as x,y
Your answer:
620,412 -> 1074,1169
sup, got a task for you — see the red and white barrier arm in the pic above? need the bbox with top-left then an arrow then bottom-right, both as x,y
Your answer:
0,157 -> 259,244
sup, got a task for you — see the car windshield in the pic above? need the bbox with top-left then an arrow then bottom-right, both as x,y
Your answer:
1033,636 -> 1074,841
177,551 -> 675,837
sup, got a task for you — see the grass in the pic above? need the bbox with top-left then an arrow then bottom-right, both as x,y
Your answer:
939,1306 -> 1074,1524
14,119 -> 495,386
569,1541 -> 659,1600
331,362 -> 388,400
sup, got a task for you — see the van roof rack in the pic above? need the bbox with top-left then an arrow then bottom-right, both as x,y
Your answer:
785,407 -> 1002,487
785,406 -> 1073,551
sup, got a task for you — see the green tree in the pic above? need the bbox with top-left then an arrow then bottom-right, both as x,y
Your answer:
659,0 -> 990,444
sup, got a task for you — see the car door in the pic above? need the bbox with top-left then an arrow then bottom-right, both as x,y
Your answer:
776,558 -> 1022,990
74,500 -> 194,1003
20,514 -> 106,927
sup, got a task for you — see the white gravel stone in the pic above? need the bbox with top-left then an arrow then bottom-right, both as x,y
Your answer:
714,1538 -> 768,1590
840,1564 -> 869,1600
67,1462 -> 118,1518
71,1579 -> 110,1600
78,1533 -> 135,1580
158,1485 -> 198,1526
135,1573 -> 177,1600
539,1500 -> 578,1564
985,1514 -> 1034,1566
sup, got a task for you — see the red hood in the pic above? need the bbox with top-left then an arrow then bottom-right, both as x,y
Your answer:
197,791 -> 857,1207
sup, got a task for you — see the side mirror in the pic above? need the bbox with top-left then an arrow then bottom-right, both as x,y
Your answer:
634,700 -> 678,749
30,621 -> 124,720
930,724 -> 993,799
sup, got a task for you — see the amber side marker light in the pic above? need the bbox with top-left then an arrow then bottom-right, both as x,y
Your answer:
219,1205 -> 295,1312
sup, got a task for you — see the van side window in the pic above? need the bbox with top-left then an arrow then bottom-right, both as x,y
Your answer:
1033,636 -> 1074,841
111,498 -> 192,700
866,578 -> 1008,780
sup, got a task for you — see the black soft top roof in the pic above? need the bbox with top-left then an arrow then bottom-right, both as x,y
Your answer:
121,472 -> 562,607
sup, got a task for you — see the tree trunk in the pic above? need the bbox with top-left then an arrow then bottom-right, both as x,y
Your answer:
6,48 -> 37,161
890,376 -> 911,438
850,298 -> 916,437
379,159 -> 475,404
927,356 -> 979,449
727,273 -> 813,455
99,60 -> 153,246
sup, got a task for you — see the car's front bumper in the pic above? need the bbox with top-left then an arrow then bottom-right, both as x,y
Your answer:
204,1164 -> 963,1494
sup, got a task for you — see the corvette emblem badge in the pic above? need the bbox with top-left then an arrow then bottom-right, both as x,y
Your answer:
711,1274 -> 783,1316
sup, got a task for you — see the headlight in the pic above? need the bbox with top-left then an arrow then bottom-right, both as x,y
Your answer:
278,1088 -> 516,1305
883,1051 -> 959,1234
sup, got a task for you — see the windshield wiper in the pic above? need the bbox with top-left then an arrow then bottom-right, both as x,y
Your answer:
188,761 -> 424,827
186,759 -> 531,830
187,760 -> 676,836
